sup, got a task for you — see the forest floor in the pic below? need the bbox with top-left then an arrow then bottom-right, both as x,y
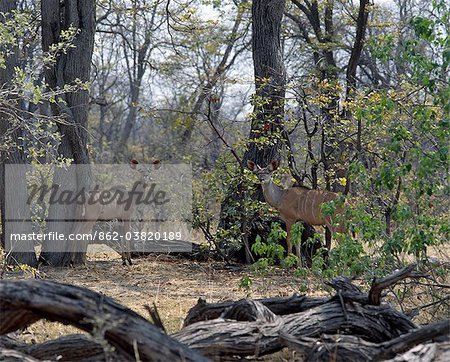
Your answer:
2,243 -> 449,354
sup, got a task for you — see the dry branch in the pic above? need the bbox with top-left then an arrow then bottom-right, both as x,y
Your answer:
175,297 -> 416,358
0,264 -> 442,361
280,333 -> 380,361
369,264 -> 419,305
1,334 -> 107,361
385,342 -> 450,362
0,280 -> 207,362
279,320 -> 450,362
220,299 -> 278,322
376,319 -> 450,360
185,265 -> 422,329
0,348 -> 41,362
177,266 -> 428,359
183,294 -> 326,327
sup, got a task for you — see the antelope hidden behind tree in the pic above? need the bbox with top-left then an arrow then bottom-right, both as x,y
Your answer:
72,159 -> 161,266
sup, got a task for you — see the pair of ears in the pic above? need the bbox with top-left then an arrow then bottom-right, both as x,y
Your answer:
130,159 -> 161,170
247,159 -> 279,171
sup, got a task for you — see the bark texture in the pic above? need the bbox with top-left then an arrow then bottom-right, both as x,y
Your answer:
218,0 -> 288,264
39,0 -> 95,266
0,0 -> 38,266
0,264 -> 447,361
244,0 -> 286,166
0,279 -> 208,362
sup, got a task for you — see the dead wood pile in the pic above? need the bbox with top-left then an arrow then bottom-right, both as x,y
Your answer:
0,264 -> 448,361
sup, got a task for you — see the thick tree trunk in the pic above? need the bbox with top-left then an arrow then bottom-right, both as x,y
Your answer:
218,0 -> 287,261
244,0 -> 286,166
39,0 -> 95,266
0,0 -> 37,266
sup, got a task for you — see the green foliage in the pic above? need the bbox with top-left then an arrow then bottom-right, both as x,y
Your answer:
290,222 -> 304,249
316,1 -> 449,268
0,7 -> 90,164
239,275 -> 252,296
3,262 -> 41,278
251,234 -> 283,262
367,33 -> 395,63
251,222 -> 298,271
326,235 -> 371,276
193,0 -> 450,276
250,221 -> 308,272
192,152 -> 267,258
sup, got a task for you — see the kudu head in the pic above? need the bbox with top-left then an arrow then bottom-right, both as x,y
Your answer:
130,159 -> 161,184
247,160 -> 279,184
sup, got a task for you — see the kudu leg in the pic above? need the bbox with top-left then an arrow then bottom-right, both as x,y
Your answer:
285,221 -> 293,257
121,220 -> 132,266
294,239 -> 301,261
286,221 -> 303,266
70,221 -> 95,266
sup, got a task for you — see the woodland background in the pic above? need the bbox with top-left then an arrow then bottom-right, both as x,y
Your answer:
0,1 -> 449,360
0,0 -> 448,281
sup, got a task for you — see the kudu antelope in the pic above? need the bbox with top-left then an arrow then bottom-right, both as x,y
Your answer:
247,160 -> 345,259
72,159 -> 161,265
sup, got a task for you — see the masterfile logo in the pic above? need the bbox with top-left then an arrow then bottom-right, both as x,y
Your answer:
4,163 -> 192,253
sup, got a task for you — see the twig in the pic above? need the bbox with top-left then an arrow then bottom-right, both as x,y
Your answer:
407,295 -> 450,319
144,303 -> 167,334
205,103 -> 243,169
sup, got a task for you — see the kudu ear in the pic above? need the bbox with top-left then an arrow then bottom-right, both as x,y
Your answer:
247,160 -> 256,171
269,159 -> 279,172
152,160 -> 161,169
130,159 -> 139,169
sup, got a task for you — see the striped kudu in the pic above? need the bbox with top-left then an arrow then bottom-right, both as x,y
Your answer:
247,160 -> 345,259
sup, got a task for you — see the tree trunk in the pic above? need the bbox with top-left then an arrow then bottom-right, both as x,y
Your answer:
0,0 -> 38,267
39,0 -> 95,266
244,0 -> 286,166
217,0 -> 287,260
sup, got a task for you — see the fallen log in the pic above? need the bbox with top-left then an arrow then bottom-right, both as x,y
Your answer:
280,333 -> 380,361
183,294 -> 326,327
174,312 -> 282,358
0,348 -> 41,362
176,264 -> 435,359
0,334 -> 107,361
385,342 -> 450,362
184,265 -> 424,329
175,297 -> 417,358
220,299 -> 278,322
0,280 -> 208,362
279,319 -> 450,362
1,264 -> 444,361
376,319 -> 450,360
368,264 -> 420,305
